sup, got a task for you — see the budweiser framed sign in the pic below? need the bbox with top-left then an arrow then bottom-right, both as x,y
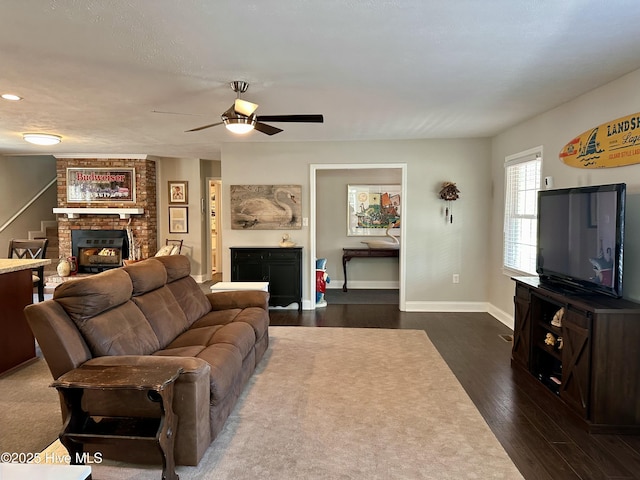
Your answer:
66,168 -> 136,203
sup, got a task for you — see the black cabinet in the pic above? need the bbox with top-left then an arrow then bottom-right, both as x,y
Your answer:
513,276 -> 640,433
231,247 -> 302,311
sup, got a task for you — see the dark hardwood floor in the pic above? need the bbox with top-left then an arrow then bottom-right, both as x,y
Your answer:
268,303 -> 640,480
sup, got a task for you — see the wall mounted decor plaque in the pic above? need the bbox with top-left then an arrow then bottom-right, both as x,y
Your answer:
66,168 -> 135,203
560,112 -> 640,168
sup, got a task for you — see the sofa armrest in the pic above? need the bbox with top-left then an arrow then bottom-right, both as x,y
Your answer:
206,290 -> 269,311
76,355 -> 212,466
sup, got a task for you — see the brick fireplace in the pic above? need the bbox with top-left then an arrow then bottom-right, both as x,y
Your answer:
55,157 -> 157,263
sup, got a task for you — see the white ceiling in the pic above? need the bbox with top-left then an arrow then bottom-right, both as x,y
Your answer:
2,0 -> 640,159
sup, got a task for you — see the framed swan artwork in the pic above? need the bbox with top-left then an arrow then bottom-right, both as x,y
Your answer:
230,185 -> 302,230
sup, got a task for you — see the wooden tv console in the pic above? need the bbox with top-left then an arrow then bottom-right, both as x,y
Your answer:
512,276 -> 640,434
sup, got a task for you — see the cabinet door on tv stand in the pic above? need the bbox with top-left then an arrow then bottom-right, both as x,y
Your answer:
559,308 -> 591,419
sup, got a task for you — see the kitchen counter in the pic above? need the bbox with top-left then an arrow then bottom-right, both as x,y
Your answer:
0,258 -> 51,374
0,258 -> 51,274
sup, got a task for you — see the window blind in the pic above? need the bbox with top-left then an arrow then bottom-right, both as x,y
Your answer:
503,152 -> 541,275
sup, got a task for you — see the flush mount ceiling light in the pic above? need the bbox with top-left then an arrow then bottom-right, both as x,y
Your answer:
23,133 -> 62,145
2,93 -> 23,101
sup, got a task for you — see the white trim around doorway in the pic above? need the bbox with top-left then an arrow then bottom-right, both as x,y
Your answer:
309,163 -> 407,311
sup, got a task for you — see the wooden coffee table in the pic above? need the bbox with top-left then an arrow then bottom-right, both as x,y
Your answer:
52,364 -> 183,480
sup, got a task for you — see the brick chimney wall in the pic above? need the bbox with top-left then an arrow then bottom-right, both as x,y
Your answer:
56,158 -> 157,260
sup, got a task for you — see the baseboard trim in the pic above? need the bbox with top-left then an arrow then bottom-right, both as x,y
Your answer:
404,301 -> 489,312
487,304 -> 514,330
404,301 -> 514,329
327,281 -> 399,290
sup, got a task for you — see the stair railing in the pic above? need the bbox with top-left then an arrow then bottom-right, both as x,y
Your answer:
0,177 -> 57,234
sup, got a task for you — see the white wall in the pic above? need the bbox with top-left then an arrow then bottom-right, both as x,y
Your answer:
489,68 -> 640,318
0,155 -> 57,247
155,156 -> 222,281
221,138 -> 492,310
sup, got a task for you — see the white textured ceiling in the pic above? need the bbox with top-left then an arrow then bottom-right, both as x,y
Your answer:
2,0 -> 640,158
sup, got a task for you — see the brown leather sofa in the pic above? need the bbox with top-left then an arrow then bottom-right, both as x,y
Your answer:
24,255 -> 269,466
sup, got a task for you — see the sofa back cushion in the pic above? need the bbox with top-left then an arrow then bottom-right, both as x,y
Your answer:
124,256 -> 191,348
53,269 -> 160,356
154,255 -> 212,325
124,258 -> 167,295
131,287 -> 190,348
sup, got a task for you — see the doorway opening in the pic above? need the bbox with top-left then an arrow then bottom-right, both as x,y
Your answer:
309,163 -> 407,311
209,179 -> 222,282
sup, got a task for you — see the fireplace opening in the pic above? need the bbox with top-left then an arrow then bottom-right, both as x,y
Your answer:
72,230 -> 129,273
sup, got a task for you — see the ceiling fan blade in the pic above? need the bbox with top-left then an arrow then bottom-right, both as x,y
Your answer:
152,110 -> 203,117
254,122 -> 283,136
256,114 -> 324,123
185,121 -> 224,132
234,99 -> 259,116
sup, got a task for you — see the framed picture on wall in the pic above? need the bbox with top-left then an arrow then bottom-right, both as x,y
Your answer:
230,184 -> 302,230
347,184 -> 401,236
66,168 -> 136,203
168,181 -> 188,204
169,206 -> 188,233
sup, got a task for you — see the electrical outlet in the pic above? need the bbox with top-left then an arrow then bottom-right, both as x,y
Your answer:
303,217 -> 309,227
452,274 -> 460,284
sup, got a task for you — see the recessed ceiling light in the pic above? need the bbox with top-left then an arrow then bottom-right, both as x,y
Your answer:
23,133 -> 62,145
1,93 -> 23,101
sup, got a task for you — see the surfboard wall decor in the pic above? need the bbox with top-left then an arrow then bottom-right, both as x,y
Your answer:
559,112 -> 640,168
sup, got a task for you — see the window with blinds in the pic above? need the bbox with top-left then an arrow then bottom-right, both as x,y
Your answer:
503,148 -> 542,275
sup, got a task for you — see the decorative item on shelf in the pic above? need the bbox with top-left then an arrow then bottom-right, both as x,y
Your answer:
360,221 -> 400,249
126,219 -> 142,261
279,233 -> 296,247
544,332 -> 556,346
557,336 -> 563,350
67,256 -> 78,275
551,307 -> 565,327
57,257 -> 71,277
439,181 -> 460,224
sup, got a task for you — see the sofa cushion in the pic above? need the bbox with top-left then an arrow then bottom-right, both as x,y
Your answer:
53,268 -> 160,357
193,307 -> 268,341
54,268 -> 133,322
76,300 -> 160,356
155,338 -> 243,406
153,254 -> 191,282
166,276 -> 212,326
131,286 -> 190,349
124,258 -> 167,295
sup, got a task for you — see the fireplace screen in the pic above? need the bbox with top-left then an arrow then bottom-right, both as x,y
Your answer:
72,230 -> 128,273
78,243 -> 122,267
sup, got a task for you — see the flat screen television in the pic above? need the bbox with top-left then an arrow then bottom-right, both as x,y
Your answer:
537,183 -> 626,298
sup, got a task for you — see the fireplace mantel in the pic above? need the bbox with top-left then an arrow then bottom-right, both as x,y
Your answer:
53,207 -> 145,219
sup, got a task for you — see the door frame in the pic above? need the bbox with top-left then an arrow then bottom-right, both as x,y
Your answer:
309,163 -> 407,311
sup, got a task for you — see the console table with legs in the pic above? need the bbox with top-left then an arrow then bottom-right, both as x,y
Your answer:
52,364 -> 183,480
342,247 -> 399,292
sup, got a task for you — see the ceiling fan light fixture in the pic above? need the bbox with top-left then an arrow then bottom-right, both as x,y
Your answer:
2,93 -> 23,101
23,133 -> 62,145
224,117 -> 255,134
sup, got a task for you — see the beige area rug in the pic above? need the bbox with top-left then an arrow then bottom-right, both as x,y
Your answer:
0,357 -> 61,453
84,327 -> 524,479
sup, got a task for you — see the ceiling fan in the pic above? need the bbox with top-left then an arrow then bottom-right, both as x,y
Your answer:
185,81 -> 324,136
